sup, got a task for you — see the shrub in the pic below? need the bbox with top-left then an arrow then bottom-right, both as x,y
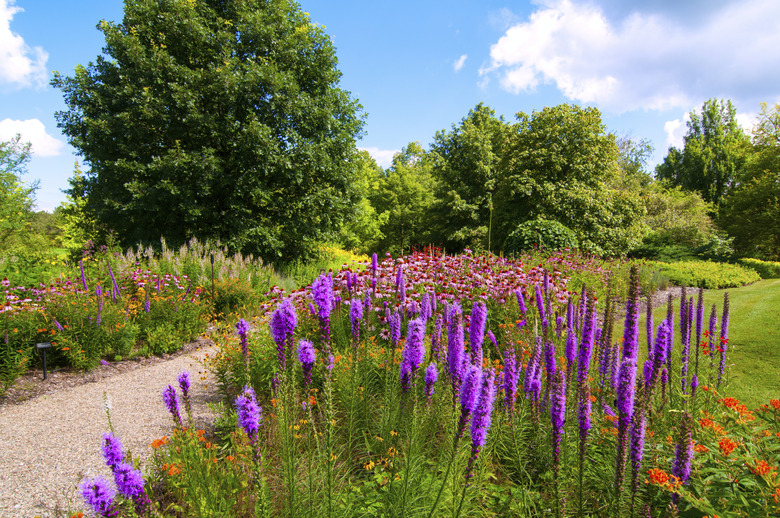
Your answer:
738,257 -> 780,279
643,260 -> 760,289
503,218 -> 579,255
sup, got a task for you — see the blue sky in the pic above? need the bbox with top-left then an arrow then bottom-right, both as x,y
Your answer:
2,0 -> 780,211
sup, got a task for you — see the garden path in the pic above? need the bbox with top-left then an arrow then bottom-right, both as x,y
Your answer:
0,341 -> 220,518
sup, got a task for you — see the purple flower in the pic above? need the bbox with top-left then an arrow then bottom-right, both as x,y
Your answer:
515,288 -> 527,315
672,413 -> 694,500
718,292 -> 730,386
690,374 -> 699,396
421,293 -> 431,321
486,330 -> 497,350
534,283 -> 548,329
550,369 -> 566,466
270,299 -> 297,369
178,371 -> 190,395
424,362 -> 438,400
460,365 -> 482,418
622,265 -> 641,362
565,299 -> 577,381
544,340 -> 556,379
113,462 -> 145,499
236,318 -> 250,361
502,346 -> 519,414
630,406 -> 647,502
162,384 -> 182,428
470,368 -> 496,450
80,259 -> 88,291
80,476 -> 116,517
615,357 -> 637,495
389,309 -> 402,348
102,433 -> 124,470
234,385 -> 262,441
431,313 -> 444,363
350,297 -> 363,345
311,273 -> 334,320
400,317 -> 426,392
578,297 -> 596,386
469,300 -> 487,365
447,305 -> 465,393
297,339 -> 316,387
371,253 -> 378,277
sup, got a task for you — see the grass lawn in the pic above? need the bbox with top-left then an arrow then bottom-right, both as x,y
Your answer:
646,279 -> 780,409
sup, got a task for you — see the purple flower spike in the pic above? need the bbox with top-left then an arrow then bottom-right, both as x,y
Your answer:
350,297 -> 363,345
515,288 -> 527,315
718,292 -> 730,386
622,265 -> 641,362
162,384 -> 182,428
234,385 -> 262,443
672,413 -> 694,502
114,462 -> 145,499
102,432 -> 124,470
470,368 -> 496,449
371,253 -> 378,277
424,362 -> 438,401
502,347 -> 519,414
236,318 -> 250,360
270,299 -> 297,370
534,283 -> 548,329
297,339 -> 316,387
459,364 -> 483,429
400,317 -> 426,392
469,300 -> 487,365
448,305 -> 466,394
80,476 -> 116,518
550,369 -> 566,464
431,313 -> 444,363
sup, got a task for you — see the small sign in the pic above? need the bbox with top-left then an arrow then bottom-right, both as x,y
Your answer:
36,342 -> 52,349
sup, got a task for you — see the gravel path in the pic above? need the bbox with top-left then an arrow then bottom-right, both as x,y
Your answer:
0,341 -> 221,518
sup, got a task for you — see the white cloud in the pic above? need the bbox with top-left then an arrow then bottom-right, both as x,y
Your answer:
0,119 -> 64,156
359,146 -> 399,169
482,0 -> 780,113
663,115 -> 688,150
0,0 -> 48,88
453,54 -> 468,72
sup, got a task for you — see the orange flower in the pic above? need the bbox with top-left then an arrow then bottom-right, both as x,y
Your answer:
694,443 -> 709,453
719,397 -> 740,409
770,399 -> 780,411
70,513 -> 84,518
151,436 -> 169,449
647,468 -> 669,486
718,437 -> 739,457
168,465 -> 181,476
226,455 -> 236,462
749,460 -> 773,477
309,395 -> 317,406
62,347 -> 70,351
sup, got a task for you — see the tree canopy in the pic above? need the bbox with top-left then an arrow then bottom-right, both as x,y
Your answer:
655,99 -> 752,206
0,135 -> 37,252
53,0 -> 363,262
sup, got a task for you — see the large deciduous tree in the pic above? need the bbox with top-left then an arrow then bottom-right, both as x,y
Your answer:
719,102 -> 780,260
495,104 -> 646,256
655,99 -> 751,207
429,103 -> 508,252
0,135 -> 37,251
53,0 -> 363,261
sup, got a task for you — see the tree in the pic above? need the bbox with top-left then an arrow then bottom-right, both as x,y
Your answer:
719,102 -> 780,260
429,103 -> 508,252
52,0 -> 363,262
655,99 -> 752,207
337,150 -> 387,253
495,104 -> 646,256
370,143 -> 436,256
614,135 -> 654,190
0,135 -> 37,251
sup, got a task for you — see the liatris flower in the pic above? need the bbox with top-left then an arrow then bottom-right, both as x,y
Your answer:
178,371 -> 192,425
421,293 -> 431,321
113,462 -> 145,500
371,252 -> 378,277
556,316 -> 564,338
80,476 -> 117,518
565,298 -> 577,384
236,318 -> 250,363
615,357 -> 637,497
389,309 -> 402,348
671,413 -> 694,502
466,368 -> 496,483
469,300 -> 487,365
534,283 -> 548,329
629,401 -> 647,512
486,330 -> 497,350
646,294 -> 653,355
400,317 -> 426,392
660,367 -> 669,402
431,313 -> 444,363
515,288 -> 527,315
448,305 -> 466,396
681,300 -> 694,393
502,346 -> 519,415
578,296 -> 596,386
666,293 -> 675,370
457,364 -> 482,439
396,265 -> 406,302
234,385 -> 262,454
143,296 -> 150,313
578,375 -> 592,442
363,289 -> 372,318
718,292 -> 730,386
107,261 -> 121,301
695,288 -> 704,373
79,259 -> 88,291
311,272 -> 334,347
424,362 -> 438,402
297,339 -> 316,388
622,265 -> 641,362
96,285 -> 103,325
270,299 -> 297,369
430,290 -> 437,314
350,297 -> 363,346
545,341 -> 556,378
549,369 -> 566,463
690,374 -> 699,397
162,384 -> 182,429
102,432 -> 124,471
644,320 -> 670,398
708,304 -> 717,368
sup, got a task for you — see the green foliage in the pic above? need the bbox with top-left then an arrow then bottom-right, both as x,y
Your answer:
371,143 -> 436,255
279,244 -> 369,289
656,98 -> 752,206
502,218 -> 578,255
337,151 -> 387,254
429,103 -> 508,252
643,259 -> 760,289
211,278 -> 263,322
737,257 -> 780,279
719,102 -> 780,260
495,104 -> 647,256
0,135 -> 37,251
52,0 -> 364,262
